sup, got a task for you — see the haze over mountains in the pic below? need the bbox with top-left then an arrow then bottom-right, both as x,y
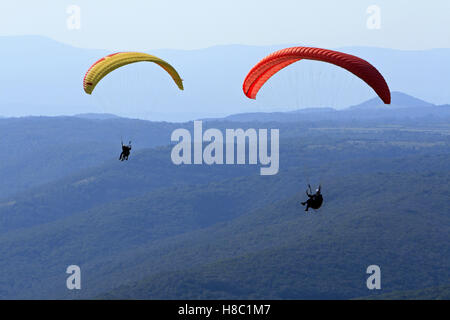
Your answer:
0,36 -> 448,300
0,91 -> 448,198
0,100 -> 448,299
1,36 -> 450,121
214,91 -> 450,122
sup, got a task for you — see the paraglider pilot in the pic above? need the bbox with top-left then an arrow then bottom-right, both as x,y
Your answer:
119,141 -> 132,161
301,184 -> 323,212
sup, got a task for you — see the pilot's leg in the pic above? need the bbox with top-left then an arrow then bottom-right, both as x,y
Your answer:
305,199 -> 312,211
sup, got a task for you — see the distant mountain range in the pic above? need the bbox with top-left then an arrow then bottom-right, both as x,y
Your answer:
211,91 -> 450,122
69,91 -> 450,123
0,37 -> 448,300
348,91 -> 435,109
73,113 -> 121,120
0,36 -> 449,121
1,95 -> 448,200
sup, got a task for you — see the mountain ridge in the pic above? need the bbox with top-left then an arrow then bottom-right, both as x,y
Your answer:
210,92 -> 449,122
1,36 -> 450,121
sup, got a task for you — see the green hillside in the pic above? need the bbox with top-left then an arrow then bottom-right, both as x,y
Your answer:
0,120 -> 448,299
0,116 -> 181,197
96,172 -> 449,299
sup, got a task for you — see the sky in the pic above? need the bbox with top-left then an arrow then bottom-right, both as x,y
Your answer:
1,0 -> 449,51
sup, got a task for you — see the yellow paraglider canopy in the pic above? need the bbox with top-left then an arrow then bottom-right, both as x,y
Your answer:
83,52 -> 184,95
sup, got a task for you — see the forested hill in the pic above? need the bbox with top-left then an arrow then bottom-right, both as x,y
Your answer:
0,115 -> 448,299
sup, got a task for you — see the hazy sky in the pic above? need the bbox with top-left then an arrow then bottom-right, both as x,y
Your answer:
1,0 -> 449,50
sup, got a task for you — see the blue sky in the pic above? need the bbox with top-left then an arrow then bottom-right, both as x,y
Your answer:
1,0 -> 449,50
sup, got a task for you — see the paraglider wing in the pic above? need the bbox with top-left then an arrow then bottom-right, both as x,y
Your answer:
83,52 -> 184,94
243,47 -> 391,104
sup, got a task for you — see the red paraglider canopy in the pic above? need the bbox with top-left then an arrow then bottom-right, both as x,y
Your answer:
243,47 -> 391,104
